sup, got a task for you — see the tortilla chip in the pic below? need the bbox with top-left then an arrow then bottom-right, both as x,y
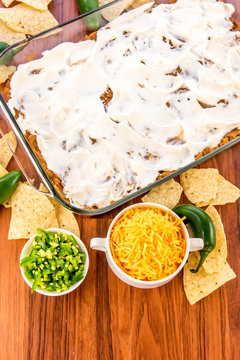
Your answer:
0,4 -> 58,35
184,252 -> 236,305
202,206 -> 227,273
141,179 -> 183,209
180,168 -> 220,207
8,182 -> 58,239
0,20 -> 26,45
0,65 -> 16,84
99,0 -> 135,21
0,131 -> 17,168
211,175 -> 240,205
39,184 -> 80,237
49,198 -> 80,237
1,0 -> 52,11
131,0 -> 152,9
0,164 -> 8,177
4,179 -> 34,208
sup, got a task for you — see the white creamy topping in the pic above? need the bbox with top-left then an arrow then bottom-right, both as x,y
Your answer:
9,0 -> 240,208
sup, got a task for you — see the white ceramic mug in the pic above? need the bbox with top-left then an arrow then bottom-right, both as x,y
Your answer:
90,203 -> 204,289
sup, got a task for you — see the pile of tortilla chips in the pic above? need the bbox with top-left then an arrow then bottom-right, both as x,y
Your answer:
141,168 -> 239,304
0,131 -> 80,239
0,0 -> 58,84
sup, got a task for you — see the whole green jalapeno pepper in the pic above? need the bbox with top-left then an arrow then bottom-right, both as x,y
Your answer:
173,204 -> 216,273
0,170 -> 22,204
76,0 -> 101,31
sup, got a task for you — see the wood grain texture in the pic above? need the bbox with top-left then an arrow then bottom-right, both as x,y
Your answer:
0,1 -> 240,360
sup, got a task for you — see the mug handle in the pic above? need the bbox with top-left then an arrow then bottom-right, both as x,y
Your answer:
90,238 -> 108,252
189,238 -> 204,252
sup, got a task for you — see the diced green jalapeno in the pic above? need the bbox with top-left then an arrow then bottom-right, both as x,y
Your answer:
37,229 -> 49,240
31,273 -> 41,293
20,256 -> 37,266
24,270 -> 33,280
35,237 -> 48,251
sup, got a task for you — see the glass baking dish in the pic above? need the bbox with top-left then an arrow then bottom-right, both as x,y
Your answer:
1,1 -> 240,215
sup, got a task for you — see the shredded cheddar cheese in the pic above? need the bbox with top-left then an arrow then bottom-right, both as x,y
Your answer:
110,207 -> 186,281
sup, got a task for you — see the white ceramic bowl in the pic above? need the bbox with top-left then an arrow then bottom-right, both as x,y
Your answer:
90,203 -> 204,289
20,228 -> 89,296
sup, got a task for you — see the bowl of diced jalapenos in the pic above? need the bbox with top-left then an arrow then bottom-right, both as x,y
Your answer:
20,228 -> 89,296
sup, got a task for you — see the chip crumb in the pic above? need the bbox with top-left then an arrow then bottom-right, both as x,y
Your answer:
184,252 -> 236,305
141,178 -> 183,209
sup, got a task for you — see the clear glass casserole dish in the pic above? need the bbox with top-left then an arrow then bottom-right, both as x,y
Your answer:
0,0 -> 240,215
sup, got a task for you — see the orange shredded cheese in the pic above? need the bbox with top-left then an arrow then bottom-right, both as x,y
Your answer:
110,207 -> 186,281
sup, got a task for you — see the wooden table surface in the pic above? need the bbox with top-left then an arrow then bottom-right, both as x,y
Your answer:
0,1 -> 240,359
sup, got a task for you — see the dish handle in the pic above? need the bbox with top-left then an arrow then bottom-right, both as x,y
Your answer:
90,238 -> 108,252
189,238 -> 204,251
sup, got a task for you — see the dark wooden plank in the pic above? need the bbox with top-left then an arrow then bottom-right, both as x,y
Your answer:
0,1 -> 240,360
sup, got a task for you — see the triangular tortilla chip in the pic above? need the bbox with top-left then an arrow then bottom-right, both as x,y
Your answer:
99,0 -> 135,21
184,252 -> 236,305
180,168 -> 220,207
211,175 -> 240,205
0,20 -> 26,45
39,184 -> 80,237
0,4 -> 58,35
49,197 -> 80,237
0,131 -> 17,168
141,179 -> 183,209
131,0 -> 152,9
8,182 -> 58,239
203,205 -> 227,274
